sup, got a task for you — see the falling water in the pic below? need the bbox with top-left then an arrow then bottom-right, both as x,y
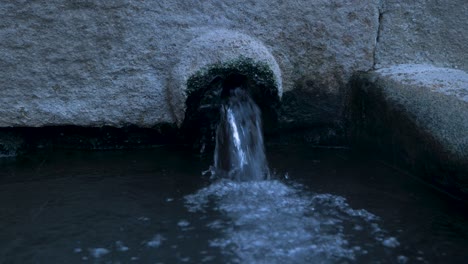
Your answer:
213,88 -> 270,181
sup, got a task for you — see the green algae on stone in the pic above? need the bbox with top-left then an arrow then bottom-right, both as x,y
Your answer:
186,56 -> 280,101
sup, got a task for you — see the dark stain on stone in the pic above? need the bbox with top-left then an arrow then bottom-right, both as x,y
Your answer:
65,1 -> 98,10
347,12 -> 358,22
342,34 -> 354,47
276,73 -> 347,146
312,22 -> 327,39
363,17 -> 372,28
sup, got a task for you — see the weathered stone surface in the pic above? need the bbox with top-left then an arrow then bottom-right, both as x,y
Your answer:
0,0 -> 380,128
350,64 -> 468,199
172,30 -> 283,125
375,0 -> 468,71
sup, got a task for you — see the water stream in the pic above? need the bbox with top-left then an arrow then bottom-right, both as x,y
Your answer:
212,88 -> 269,181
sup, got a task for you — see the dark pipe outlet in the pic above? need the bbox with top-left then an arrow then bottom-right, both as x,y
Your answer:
221,73 -> 248,99
182,67 -> 280,152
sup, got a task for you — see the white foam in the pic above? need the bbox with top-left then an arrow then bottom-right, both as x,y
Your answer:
383,237 -> 400,248
397,255 -> 409,263
146,234 -> 165,248
185,180 -> 388,263
115,241 -> 129,252
88,248 -> 110,258
177,220 -> 191,227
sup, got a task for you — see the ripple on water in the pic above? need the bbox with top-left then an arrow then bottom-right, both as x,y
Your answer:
185,179 -> 399,263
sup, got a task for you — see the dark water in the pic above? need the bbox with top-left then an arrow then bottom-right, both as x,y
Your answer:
0,146 -> 466,263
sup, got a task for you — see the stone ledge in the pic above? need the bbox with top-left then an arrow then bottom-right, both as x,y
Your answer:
349,64 -> 468,200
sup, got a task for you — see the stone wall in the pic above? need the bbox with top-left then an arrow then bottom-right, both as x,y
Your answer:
0,0 -> 380,130
375,0 -> 468,71
1,0 -> 466,146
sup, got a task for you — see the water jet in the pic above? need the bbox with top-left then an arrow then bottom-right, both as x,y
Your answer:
183,69 -> 275,180
213,87 -> 270,181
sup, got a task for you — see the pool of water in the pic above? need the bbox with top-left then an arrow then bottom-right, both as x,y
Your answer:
0,145 -> 466,263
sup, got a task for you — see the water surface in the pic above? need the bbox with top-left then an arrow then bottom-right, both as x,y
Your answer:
0,146 -> 466,263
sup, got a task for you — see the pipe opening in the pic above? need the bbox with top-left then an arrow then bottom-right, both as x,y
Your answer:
221,73 -> 248,99
181,60 -> 281,152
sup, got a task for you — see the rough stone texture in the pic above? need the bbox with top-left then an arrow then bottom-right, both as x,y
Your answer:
350,65 -> 468,199
375,0 -> 468,71
0,0 -> 380,128
172,30 -> 283,125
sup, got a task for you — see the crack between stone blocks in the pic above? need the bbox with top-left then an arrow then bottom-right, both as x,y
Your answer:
372,3 -> 384,70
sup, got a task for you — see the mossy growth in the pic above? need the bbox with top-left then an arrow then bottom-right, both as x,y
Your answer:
182,57 -> 281,150
186,56 -> 279,98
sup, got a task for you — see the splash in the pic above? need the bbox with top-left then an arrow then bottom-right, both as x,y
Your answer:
185,180 -> 394,263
